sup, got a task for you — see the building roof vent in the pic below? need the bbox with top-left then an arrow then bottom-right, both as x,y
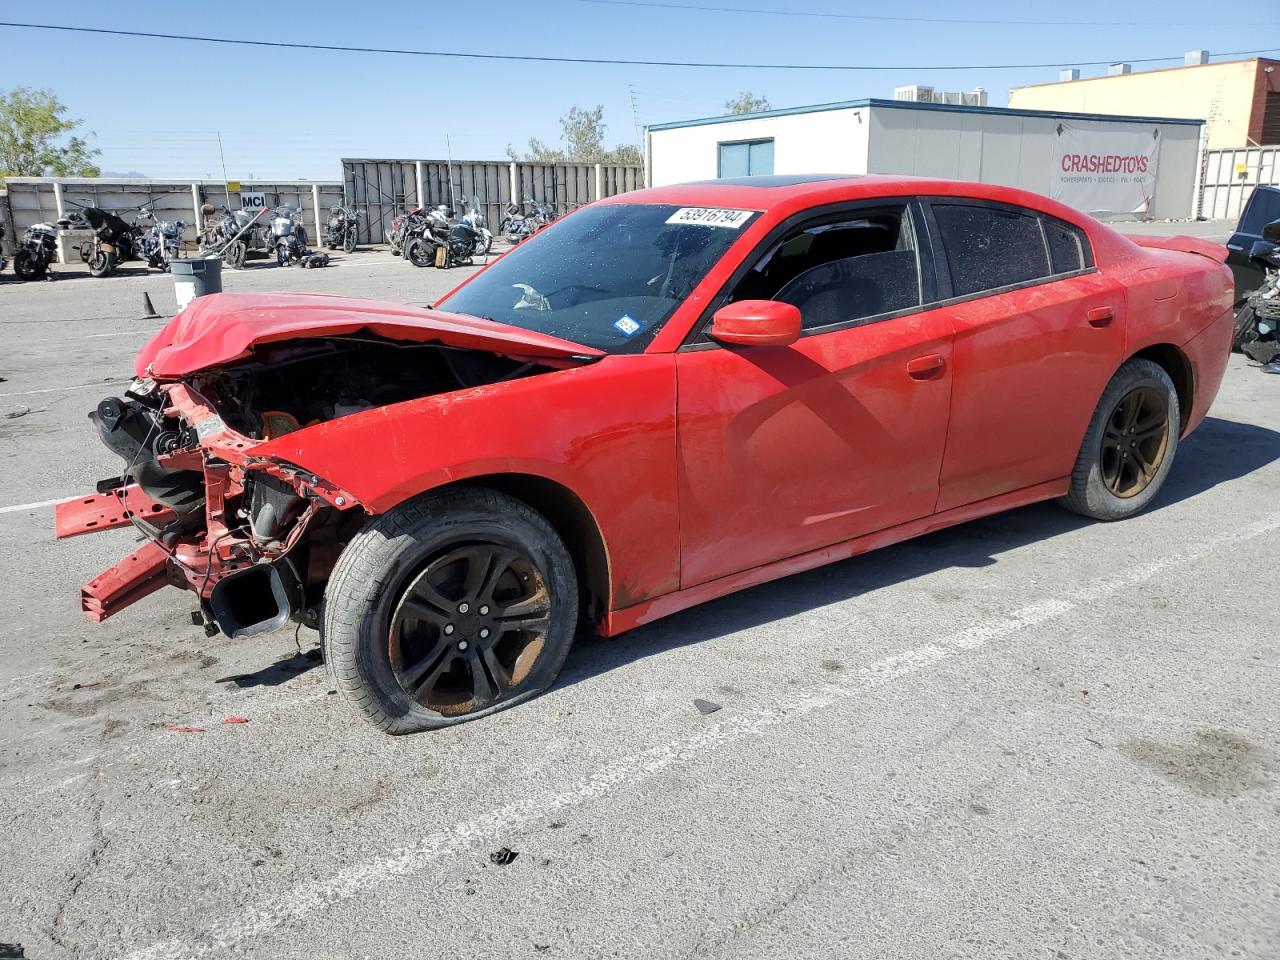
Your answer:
1059,68 -> 1081,82
1185,49 -> 1210,66
1108,63 -> 1132,76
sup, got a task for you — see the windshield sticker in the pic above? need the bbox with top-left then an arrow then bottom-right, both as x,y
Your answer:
613,314 -> 643,337
665,207 -> 754,229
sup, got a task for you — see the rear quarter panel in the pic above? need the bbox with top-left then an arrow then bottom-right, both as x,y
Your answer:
255,355 -> 681,608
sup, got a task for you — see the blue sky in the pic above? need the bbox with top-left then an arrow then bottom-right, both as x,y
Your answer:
2,1 -> 1277,181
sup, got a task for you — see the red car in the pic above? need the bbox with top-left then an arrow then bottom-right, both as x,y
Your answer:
58,175 -> 1234,733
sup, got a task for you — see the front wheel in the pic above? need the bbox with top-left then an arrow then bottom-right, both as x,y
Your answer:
1058,358 -> 1180,521
88,250 -> 117,278
343,229 -> 357,254
13,251 -> 46,280
323,488 -> 578,734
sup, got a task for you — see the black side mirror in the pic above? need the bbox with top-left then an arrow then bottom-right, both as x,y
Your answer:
1249,239 -> 1280,268
1263,219 -> 1280,243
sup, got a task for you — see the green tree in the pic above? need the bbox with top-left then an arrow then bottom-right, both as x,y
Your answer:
725,91 -> 771,115
507,104 -> 642,165
0,87 -> 100,183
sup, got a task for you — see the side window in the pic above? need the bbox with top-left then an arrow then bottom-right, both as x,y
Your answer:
729,205 -> 922,331
1240,188 -> 1280,236
718,139 -> 774,178
932,203 -> 1050,297
1043,216 -> 1090,274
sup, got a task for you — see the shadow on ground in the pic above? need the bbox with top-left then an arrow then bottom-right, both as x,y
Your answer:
556,415 -> 1280,690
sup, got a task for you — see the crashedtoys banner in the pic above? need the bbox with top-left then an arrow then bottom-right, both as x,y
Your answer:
1052,121 -> 1163,215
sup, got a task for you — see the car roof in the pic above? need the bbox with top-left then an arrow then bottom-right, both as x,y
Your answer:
602,174 -> 1081,219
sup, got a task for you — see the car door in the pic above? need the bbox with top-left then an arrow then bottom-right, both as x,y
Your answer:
674,201 -> 955,589
924,200 -> 1127,513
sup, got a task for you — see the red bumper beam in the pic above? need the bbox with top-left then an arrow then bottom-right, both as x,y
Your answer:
80,540 -> 171,623
55,486 -> 178,540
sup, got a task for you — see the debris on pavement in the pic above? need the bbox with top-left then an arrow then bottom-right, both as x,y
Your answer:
165,724 -> 206,734
223,715 -> 249,724
489,847 -> 519,866
71,682 -> 100,690
693,698 -> 722,715
4,405 -> 30,419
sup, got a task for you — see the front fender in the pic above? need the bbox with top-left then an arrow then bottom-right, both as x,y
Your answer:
255,355 -> 681,607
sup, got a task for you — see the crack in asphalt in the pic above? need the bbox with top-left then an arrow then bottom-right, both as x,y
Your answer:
46,742 -> 110,959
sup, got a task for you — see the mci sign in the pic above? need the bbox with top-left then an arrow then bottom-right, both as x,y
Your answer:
239,192 -> 268,213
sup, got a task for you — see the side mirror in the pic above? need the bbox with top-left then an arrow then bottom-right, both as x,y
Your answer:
709,299 -> 801,347
1249,239 -> 1280,268
1263,219 -> 1280,243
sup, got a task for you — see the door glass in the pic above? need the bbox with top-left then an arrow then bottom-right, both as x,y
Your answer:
729,206 -> 921,330
933,203 -> 1051,296
1043,217 -> 1088,274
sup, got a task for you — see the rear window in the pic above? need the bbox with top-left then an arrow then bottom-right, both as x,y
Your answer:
1043,217 -> 1090,274
932,203 -> 1050,297
1239,187 -> 1280,236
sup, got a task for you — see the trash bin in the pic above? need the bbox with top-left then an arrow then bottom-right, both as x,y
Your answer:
171,256 -> 222,311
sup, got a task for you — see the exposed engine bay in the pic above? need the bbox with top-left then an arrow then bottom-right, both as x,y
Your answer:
58,334 -> 556,638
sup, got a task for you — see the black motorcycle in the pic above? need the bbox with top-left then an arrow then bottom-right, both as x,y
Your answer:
406,202 -> 489,269
64,204 -> 184,278
1234,217 -> 1280,369
12,221 -> 59,280
323,205 -> 359,253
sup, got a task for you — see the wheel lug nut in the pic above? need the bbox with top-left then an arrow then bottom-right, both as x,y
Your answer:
443,624 -> 455,635
479,627 -> 490,639
457,640 -> 469,651
479,605 -> 489,615
458,602 -> 470,614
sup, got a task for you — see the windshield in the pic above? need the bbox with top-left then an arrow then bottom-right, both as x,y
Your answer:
437,203 -> 758,352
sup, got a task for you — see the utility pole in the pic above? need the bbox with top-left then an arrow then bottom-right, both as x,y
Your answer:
628,84 -> 643,145
217,131 -> 231,207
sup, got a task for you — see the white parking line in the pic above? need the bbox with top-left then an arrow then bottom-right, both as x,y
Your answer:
0,496 -> 77,515
120,508 -> 1280,960
0,380 -> 128,399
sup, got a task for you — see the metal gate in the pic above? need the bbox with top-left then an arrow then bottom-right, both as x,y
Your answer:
1198,146 -> 1280,221
342,159 -> 643,245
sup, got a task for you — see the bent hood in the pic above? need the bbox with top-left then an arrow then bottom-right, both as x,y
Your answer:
135,292 -> 603,379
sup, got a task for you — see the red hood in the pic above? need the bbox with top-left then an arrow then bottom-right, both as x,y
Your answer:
135,292 -> 603,379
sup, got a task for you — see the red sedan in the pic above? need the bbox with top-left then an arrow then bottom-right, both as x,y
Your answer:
58,175 -> 1235,733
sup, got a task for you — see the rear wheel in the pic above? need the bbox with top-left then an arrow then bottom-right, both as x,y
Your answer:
405,237 -> 435,268
323,488 -> 578,734
1058,358 -> 1179,521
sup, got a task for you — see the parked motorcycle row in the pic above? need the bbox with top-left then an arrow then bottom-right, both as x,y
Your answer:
500,198 -> 558,245
1232,216 -> 1280,374
387,195 -> 499,269
198,202 -> 331,269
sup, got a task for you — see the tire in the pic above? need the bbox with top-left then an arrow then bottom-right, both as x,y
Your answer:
323,488 -> 578,734
13,251 -> 46,281
88,250 -> 117,278
225,240 -> 247,270
1232,301 -> 1258,352
405,237 -> 435,268
343,230 -> 357,254
1058,358 -> 1180,521
276,244 -> 288,267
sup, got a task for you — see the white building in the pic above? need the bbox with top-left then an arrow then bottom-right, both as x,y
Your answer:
646,98 -> 1204,220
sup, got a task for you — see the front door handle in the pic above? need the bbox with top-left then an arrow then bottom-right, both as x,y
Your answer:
906,354 -> 946,380
1087,306 -> 1115,327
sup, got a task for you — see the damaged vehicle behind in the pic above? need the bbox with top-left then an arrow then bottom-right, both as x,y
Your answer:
59,176 -> 1235,734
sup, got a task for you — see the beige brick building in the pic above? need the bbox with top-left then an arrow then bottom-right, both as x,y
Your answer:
1009,56 -> 1280,150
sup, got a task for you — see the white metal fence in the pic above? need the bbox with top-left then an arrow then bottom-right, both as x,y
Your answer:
1,178 -> 344,260
1198,146 -> 1280,221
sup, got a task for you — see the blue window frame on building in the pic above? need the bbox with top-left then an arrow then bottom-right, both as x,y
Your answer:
717,139 -> 775,178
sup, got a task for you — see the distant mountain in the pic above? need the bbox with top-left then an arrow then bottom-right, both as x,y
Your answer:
101,170 -> 149,178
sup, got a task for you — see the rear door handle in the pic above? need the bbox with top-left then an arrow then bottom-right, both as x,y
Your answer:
1087,306 -> 1116,327
906,354 -> 946,380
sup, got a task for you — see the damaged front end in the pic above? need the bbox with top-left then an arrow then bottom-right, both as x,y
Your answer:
57,376 -> 361,637
57,293 -> 601,639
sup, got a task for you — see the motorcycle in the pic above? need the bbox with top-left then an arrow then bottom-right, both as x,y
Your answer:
11,220 -> 59,280
405,197 -> 492,269
1234,217 -> 1280,370
199,204 -> 273,269
386,207 -> 426,257
268,203 -> 307,266
64,204 -> 181,277
501,198 -> 557,245
0,221 -> 6,274
324,205 -> 359,253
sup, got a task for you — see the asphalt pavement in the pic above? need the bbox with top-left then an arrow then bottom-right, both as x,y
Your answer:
0,229 -> 1277,960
